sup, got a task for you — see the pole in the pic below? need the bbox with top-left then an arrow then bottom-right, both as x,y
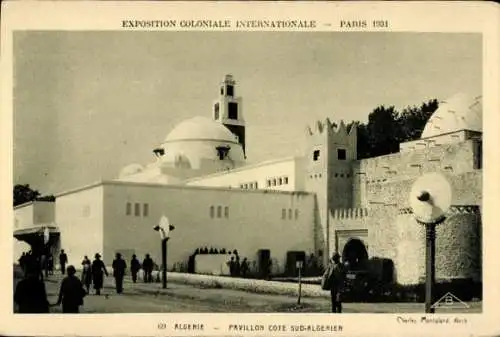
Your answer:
297,263 -> 302,305
425,223 -> 436,313
161,238 -> 167,289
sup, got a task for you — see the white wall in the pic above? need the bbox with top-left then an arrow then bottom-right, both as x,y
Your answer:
55,185 -> 104,268
185,157 -> 304,192
102,181 -> 315,274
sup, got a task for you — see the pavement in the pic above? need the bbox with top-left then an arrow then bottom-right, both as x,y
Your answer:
13,266 -> 482,313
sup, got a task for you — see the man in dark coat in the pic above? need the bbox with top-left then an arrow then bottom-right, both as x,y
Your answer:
14,266 -> 50,313
59,250 -> 68,275
112,253 -> 127,294
56,265 -> 86,313
130,254 -> 141,283
142,254 -> 154,283
325,253 -> 345,313
91,253 -> 108,295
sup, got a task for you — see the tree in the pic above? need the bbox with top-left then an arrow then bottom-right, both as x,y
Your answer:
13,184 -> 55,207
356,99 -> 439,159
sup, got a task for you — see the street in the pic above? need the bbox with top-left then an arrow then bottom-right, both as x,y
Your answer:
15,269 -> 482,313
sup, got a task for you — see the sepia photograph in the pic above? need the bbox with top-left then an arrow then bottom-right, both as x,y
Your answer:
11,30 -> 483,315
1,2 -> 499,337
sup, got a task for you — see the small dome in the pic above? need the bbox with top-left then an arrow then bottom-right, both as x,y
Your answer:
119,163 -> 144,177
165,116 -> 239,144
421,93 -> 482,139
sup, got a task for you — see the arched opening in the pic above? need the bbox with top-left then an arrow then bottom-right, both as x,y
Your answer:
342,238 -> 368,271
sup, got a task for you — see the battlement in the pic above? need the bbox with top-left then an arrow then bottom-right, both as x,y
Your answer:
398,205 -> 480,216
332,207 -> 369,219
306,118 -> 357,138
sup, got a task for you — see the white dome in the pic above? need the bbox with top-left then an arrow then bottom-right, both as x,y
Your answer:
119,163 -> 144,177
165,116 -> 239,144
421,93 -> 482,139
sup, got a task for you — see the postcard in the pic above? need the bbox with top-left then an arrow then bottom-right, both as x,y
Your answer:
1,1 -> 499,336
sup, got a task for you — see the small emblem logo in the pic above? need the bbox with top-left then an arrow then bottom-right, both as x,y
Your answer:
431,292 -> 470,309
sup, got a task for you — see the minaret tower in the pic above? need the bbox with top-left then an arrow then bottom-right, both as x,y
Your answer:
212,74 -> 246,157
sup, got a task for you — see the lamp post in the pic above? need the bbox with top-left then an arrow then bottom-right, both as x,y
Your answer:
296,260 -> 303,305
154,215 -> 175,289
409,173 -> 451,314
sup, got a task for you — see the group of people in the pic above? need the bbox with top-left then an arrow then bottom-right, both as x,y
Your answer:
226,251 -> 250,278
14,249 -> 159,314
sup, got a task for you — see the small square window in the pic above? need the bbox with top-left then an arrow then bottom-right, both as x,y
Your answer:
224,206 -> 229,218
278,178 -> 283,185
337,149 -> 347,160
272,179 -> 277,186
134,203 -> 140,217
143,203 -> 149,217
313,150 -> 320,161
284,177 -> 288,184
295,209 -> 299,219
267,180 -> 271,187
217,206 -> 222,218
210,206 -> 215,218
288,209 -> 293,219
282,209 -> 286,219
226,85 -> 234,97
255,182 -> 259,189
126,202 -> 132,216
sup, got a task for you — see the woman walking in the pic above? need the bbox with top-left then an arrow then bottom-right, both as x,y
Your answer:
91,253 -> 108,295
81,256 -> 92,294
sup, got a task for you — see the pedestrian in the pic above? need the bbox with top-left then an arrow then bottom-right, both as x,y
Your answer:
321,253 -> 345,313
55,265 -> 86,313
91,253 -> 108,295
47,255 -> 54,275
234,255 -> 241,277
112,253 -> 127,294
81,256 -> 92,294
240,258 -> 249,278
142,254 -> 154,283
14,266 -> 50,313
130,254 -> 141,283
18,252 -> 27,272
226,256 -> 235,277
59,249 -> 68,275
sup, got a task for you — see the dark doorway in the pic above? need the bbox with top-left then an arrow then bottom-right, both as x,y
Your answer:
342,238 -> 368,271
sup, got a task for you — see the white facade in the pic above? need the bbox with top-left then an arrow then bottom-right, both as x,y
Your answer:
186,156 -> 306,191
55,184 -> 104,267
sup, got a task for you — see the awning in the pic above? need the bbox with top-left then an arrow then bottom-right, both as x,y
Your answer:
13,223 -> 60,238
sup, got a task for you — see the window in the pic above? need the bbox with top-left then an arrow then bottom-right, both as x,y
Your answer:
284,177 -> 288,184
313,150 -> 320,161
228,102 -> 238,119
255,182 -> 258,189
295,209 -> 299,219
272,179 -> 276,186
143,203 -> 149,217
224,206 -> 229,218
282,209 -> 286,219
267,180 -> 271,187
337,148 -> 347,160
226,85 -> 234,97
214,103 -> 220,120
134,203 -> 140,216
210,206 -> 215,218
288,209 -> 293,219
220,87 -> 224,95
217,206 -> 222,218
126,203 -> 132,215
278,178 -> 282,185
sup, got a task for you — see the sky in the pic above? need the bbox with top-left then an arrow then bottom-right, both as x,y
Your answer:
13,31 -> 482,195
